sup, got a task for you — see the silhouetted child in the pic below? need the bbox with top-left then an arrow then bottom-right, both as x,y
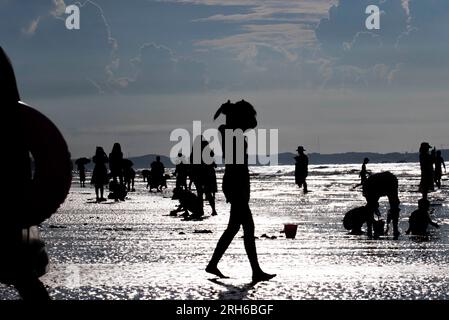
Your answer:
406,198 -> 439,236
343,206 -> 384,237
343,206 -> 368,235
1,47 -> 72,300
171,187 -> 204,218
75,157 -> 90,187
353,158 -> 370,189
92,146 -> 109,202
206,99 -> 275,283
141,169 -> 151,182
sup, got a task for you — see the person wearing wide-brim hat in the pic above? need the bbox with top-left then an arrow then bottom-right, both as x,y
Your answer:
419,142 -> 434,198
294,146 -> 309,193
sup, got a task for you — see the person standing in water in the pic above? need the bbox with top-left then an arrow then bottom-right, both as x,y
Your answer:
0,47 -> 72,300
92,147 -> 109,202
206,99 -> 276,283
109,143 -> 124,185
434,150 -> 446,189
294,146 -> 309,193
419,142 -> 434,198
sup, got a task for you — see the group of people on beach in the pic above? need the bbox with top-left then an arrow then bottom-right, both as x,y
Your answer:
342,142 -> 445,239
2,44 -> 447,301
76,143 -> 136,202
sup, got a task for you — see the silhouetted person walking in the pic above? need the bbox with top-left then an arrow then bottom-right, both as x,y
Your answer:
434,150 -> 446,189
294,146 -> 309,193
92,147 -> 109,202
109,143 -> 124,185
206,99 -> 275,283
419,142 -> 434,198
0,47 -> 72,300
75,157 -> 90,187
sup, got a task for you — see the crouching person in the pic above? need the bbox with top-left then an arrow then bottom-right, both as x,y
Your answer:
406,198 -> 439,236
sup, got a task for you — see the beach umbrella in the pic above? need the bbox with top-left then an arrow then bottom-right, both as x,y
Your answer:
75,157 -> 91,166
122,158 -> 134,168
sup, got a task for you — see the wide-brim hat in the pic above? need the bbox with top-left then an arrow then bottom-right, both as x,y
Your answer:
420,142 -> 432,149
296,146 -> 306,151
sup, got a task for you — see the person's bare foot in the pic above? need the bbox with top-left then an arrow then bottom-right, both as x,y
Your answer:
252,272 -> 276,284
205,265 -> 229,279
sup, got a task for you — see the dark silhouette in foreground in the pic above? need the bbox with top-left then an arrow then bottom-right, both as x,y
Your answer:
362,171 -> 401,239
294,146 -> 309,193
406,198 -> 439,236
206,99 -> 275,283
75,157 -> 90,187
0,47 -> 72,300
434,150 -> 446,189
91,147 -> 109,202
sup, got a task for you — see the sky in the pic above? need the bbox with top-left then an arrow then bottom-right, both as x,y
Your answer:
1,0 -> 449,158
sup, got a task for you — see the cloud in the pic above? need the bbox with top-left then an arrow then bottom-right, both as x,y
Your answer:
51,0 -> 66,18
21,17 -> 41,36
108,43 -> 208,94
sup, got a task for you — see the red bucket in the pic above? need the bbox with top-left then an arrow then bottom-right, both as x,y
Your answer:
284,224 -> 298,239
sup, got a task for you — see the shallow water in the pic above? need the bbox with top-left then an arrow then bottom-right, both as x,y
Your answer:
1,163 -> 448,300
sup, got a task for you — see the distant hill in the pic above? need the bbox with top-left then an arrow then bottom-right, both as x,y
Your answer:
277,149 -> 449,165
73,150 -> 449,169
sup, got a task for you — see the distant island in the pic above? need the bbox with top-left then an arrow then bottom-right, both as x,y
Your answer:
74,150 -> 449,169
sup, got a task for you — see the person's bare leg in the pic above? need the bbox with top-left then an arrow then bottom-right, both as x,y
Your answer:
206,212 -> 240,278
240,204 -> 276,283
207,193 -> 217,216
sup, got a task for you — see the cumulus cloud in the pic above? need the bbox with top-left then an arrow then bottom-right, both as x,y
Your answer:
108,43 -> 208,94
